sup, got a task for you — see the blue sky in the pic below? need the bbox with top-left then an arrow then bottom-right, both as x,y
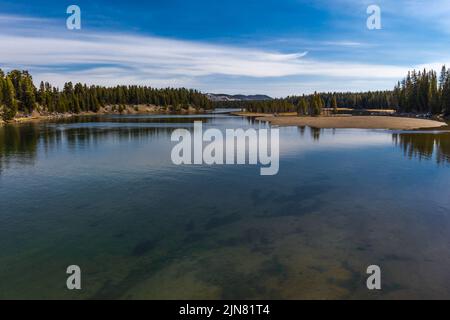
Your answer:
1,0 -> 450,96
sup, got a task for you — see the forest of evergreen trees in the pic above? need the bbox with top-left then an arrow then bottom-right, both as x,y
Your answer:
393,66 -> 450,114
220,90 -> 394,114
219,66 -> 450,117
2,66 -> 450,121
0,69 -> 212,121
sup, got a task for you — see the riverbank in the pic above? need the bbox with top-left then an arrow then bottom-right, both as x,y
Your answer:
254,115 -> 447,130
1,105 -> 205,126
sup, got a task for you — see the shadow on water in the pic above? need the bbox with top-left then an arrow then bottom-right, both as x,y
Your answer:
393,132 -> 450,164
295,126 -> 322,141
2,118 -> 450,174
0,117 -> 213,172
59,114 -> 215,124
310,127 -> 322,141
0,124 -> 39,171
0,124 -> 170,171
291,123 -> 450,165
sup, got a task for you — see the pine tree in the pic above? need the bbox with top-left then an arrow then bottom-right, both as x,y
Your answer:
441,70 -> 450,115
2,76 -> 18,120
439,66 -> 447,90
19,72 -> 36,113
331,95 -> 338,113
429,71 -> 440,114
310,92 -> 321,116
297,97 -> 309,116
0,69 -> 5,106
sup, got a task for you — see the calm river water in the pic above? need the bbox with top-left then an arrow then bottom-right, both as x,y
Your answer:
1,114 -> 449,299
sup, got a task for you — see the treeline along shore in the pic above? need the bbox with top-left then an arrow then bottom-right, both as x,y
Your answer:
218,66 -> 450,119
1,66 -> 450,126
0,68 -> 213,123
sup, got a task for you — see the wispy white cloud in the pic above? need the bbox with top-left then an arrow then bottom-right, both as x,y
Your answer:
0,12 -> 447,95
0,14 -> 50,23
321,41 -> 364,47
0,24 -> 407,82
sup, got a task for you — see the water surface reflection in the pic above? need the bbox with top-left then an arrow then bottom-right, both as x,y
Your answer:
393,132 -> 450,164
1,115 -> 450,299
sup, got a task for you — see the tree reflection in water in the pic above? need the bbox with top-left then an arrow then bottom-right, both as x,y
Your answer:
392,132 -> 450,165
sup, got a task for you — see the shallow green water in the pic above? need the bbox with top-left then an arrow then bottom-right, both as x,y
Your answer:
1,114 -> 450,299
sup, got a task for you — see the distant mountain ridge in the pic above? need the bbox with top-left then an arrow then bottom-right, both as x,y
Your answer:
207,93 -> 272,102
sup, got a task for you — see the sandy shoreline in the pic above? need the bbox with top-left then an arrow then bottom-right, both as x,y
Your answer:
255,115 -> 448,130
1,105 -> 205,126
2,110 -> 448,130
